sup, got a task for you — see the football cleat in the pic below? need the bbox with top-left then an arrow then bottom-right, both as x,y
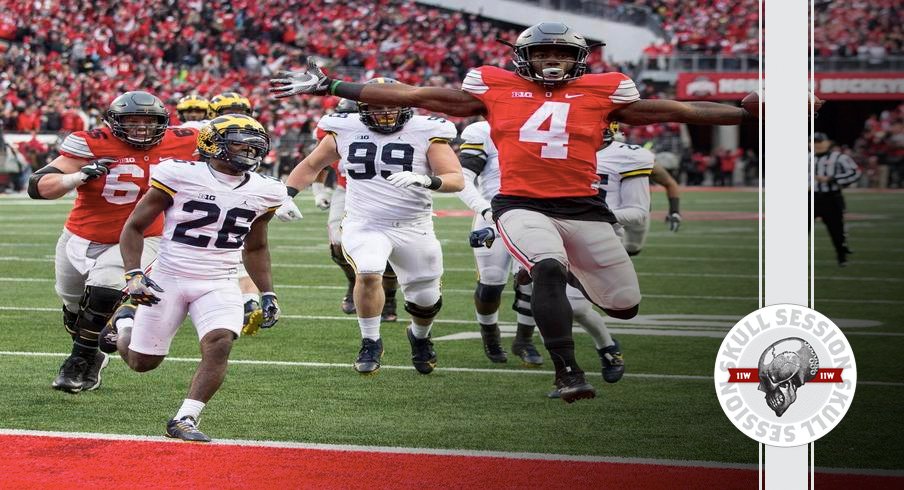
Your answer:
480,326 -> 508,363
407,327 -> 437,374
381,296 -> 398,322
81,351 -> 109,391
341,295 -> 356,315
166,416 -> 211,442
99,302 -> 136,354
354,338 -> 384,375
555,371 -> 597,404
511,341 -> 544,367
51,355 -> 88,393
598,339 -> 625,383
241,299 -> 263,336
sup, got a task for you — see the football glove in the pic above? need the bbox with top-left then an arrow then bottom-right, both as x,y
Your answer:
81,158 -> 115,182
261,292 -> 280,328
386,171 -> 432,189
666,212 -> 682,232
269,60 -> 332,98
311,182 -> 332,210
275,196 -> 303,222
469,227 -> 496,248
124,269 -> 164,306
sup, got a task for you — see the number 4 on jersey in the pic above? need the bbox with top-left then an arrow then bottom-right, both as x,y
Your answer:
519,101 -> 570,159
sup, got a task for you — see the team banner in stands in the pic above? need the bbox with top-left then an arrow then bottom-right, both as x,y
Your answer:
676,72 -> 904,100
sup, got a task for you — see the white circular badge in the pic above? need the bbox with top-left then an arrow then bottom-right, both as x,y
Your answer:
713,304 -> 857,447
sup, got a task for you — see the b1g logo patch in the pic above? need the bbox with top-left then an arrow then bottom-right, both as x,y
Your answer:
714,304 -> 857,447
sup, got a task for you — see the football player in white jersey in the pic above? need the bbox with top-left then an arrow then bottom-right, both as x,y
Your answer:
99,115 -> 286,442
180,92 -> 302,335
284,77 -> 463,376
456,120 -> 543,366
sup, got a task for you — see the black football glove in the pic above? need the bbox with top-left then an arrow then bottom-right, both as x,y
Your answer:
469,227 -> 496,248
80,158 -> 116,182
666,212 -> 682,232
261,292 -> 280,328
124,269 -> 164,306
269,60 -> 332,98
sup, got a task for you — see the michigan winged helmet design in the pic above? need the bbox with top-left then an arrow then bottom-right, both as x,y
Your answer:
208,92 -> 253,118
197,114 -> 270,172
176,95 -> 210,122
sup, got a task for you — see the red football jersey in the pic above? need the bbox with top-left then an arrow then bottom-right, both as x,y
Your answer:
316,126 -> 346,189
58,126 -> 199,243
462,66 -> 639,198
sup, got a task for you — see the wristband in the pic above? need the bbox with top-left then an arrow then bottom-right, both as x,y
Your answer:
262,292 -> 277,298
124,268 -> 144,280
668,197 -> 680,215
331,81 -> 365,99
286,186 -> 299,198
426,176 -> 442,191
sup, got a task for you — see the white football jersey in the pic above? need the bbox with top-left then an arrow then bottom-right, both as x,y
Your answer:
596,142 -> 654,212
459,121 -> 501,201
177,119 -> 209,130
149,159 -> 286,279
318,113 -> 457,221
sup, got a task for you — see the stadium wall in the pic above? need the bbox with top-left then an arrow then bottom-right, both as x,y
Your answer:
415,0 -> 661,62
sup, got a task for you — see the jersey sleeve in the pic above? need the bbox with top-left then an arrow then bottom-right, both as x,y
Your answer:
461,67 -> 490,99
149,160 -> 181,198
615,145 -> 656,179
593,72 -> 640,105
262,178 -> 289,211
57,132 -> 95,159
316,113 -> 352,136
426,118 -> 458,144
612,176 -> 651,226
459,122 -> 489,157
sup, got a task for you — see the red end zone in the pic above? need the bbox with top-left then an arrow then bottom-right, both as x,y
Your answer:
2,433 -> 900,489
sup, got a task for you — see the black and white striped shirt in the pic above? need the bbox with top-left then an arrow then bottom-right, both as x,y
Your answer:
813,151 -> 861,193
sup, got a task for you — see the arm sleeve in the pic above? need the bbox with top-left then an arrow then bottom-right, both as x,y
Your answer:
456,168 -> 492,214
833,154 -> 861,187
612,176 -> 650,226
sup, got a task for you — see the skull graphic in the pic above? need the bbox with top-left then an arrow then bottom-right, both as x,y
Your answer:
757,338 -> 820,417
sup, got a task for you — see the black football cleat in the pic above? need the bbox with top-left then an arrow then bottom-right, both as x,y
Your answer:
598,339 -> 625,383
354,338 -> 384,375
81,350 -> 109,391
340,295 -> 356,315
556,371 -> 597,404
511,341 -> 544,367
407,327 -> 437,374
52,355 -> 88,393
480,326 -> 507,363
166,417 -> 211,442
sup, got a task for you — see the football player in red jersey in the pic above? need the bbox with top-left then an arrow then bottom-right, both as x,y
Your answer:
27,91 -> 198,394
271,22 -> 760,403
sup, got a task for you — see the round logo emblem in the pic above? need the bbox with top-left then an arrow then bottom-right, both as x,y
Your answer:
714,304 -> 857,447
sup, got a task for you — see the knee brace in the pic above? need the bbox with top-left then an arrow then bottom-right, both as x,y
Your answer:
511,281 -> 532,316
76,286 -> 125,340
626,248 -> 642,257
404,296 -> 443,319
62,306 -> 78,339
475,282 -> 505,304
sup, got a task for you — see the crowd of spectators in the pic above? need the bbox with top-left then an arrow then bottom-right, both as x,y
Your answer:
848,103 -> 904,188
813,0 -> 902,59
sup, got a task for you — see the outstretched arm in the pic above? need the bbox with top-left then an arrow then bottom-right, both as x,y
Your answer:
269,61 -> 486,117
611,99 -> 753,126
651,163 -> 680,199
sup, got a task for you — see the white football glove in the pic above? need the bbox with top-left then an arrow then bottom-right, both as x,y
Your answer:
275,196 -> 303,222
269,60 -> 332,98
666,212 -> 682,232
311,182 -> 332,210
386,171 -> 432,188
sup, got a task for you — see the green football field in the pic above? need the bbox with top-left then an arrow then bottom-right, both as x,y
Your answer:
0,189 -> 901,470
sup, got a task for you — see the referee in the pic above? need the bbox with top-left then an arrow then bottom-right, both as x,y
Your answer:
813,132 -> 861,267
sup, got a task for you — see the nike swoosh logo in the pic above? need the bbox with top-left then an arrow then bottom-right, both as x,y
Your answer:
564,94 -> 584,99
